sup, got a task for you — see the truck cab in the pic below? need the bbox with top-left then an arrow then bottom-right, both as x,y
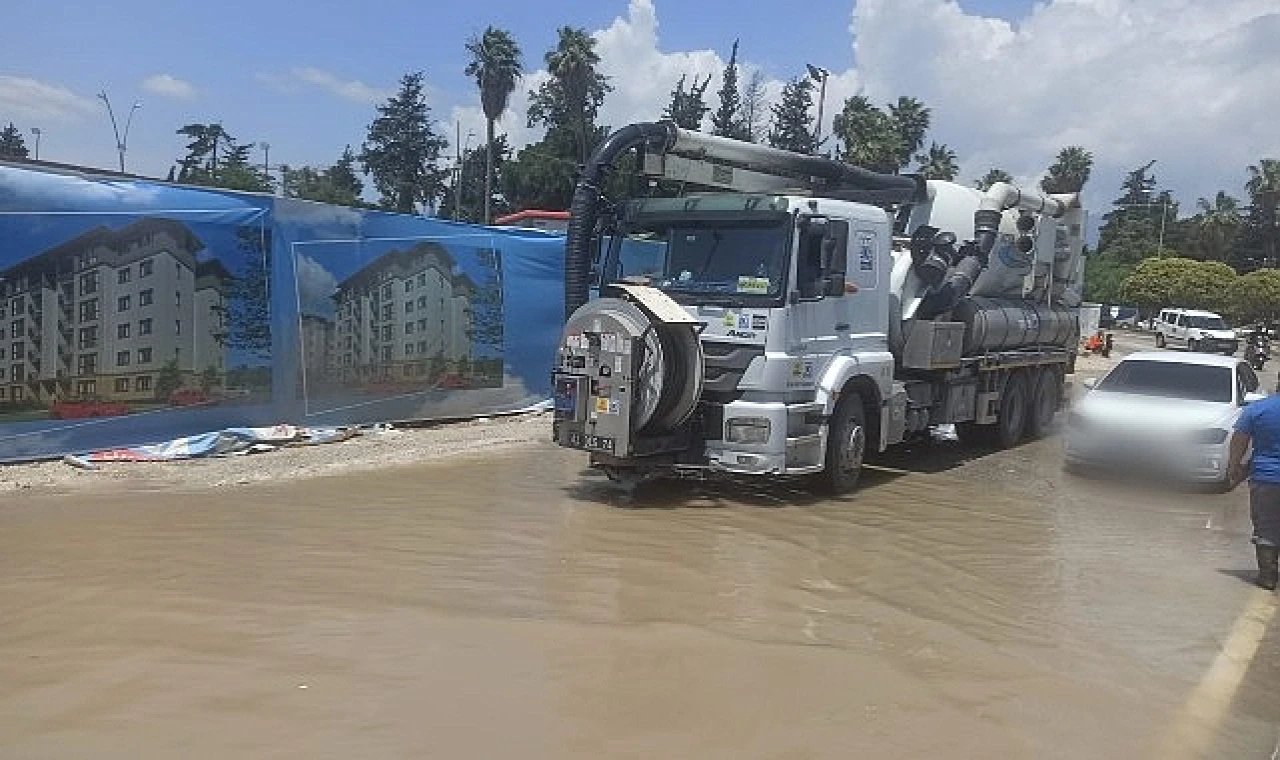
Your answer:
592,193 -> 895,478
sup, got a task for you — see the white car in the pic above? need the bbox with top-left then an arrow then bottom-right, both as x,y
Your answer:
1064,351 -> 1265,485
1153,308 -> 1239,355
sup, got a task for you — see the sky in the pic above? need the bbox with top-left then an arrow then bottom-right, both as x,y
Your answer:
2,0 -> 1278,220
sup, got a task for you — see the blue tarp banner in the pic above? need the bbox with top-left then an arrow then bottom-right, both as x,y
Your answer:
0,165 -> 564,462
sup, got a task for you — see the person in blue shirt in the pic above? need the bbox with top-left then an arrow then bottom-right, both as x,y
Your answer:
1228,393 -> 1280,590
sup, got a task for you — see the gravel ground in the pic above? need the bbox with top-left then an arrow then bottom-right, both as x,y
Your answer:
0,412 -> 551,496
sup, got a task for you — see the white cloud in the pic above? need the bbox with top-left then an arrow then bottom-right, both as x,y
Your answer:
0,76 -> 95,122
446,0 -> 1279,216
849,0 -> 1280,204
294,252 -> 339,317
142,73 -> 195,99
260,67 -> 390,104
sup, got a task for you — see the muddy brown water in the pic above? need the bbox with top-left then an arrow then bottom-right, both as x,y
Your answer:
2,438 -> 1276,759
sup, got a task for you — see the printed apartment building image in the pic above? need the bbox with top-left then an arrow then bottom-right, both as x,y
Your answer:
297,240 -> 504,399
0,218 -> 231,418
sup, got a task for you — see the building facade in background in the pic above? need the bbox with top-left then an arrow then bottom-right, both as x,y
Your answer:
329,242 -> 474,386
0,218 -> 229,404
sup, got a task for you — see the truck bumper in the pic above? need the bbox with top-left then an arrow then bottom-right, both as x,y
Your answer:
704,400 -> 826,476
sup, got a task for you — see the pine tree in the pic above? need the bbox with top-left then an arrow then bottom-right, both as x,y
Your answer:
767,77 -> 815,154
711,40 -> 748,139
0,122 -> 29,159
662,73 -> 712,130
738,69 -> 768,142
360,72 -> 449,213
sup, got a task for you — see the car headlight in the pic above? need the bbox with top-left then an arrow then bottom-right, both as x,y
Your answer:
1188,428 -> 1229,444
726,417 -> 771,443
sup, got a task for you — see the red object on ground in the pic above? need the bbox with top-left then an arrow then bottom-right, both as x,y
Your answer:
169,389 -> 211,406
50,399 -> 130,419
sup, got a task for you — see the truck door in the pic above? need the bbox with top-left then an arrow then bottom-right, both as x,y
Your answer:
1174,313 -> 1188,345
788,216 -> 850,360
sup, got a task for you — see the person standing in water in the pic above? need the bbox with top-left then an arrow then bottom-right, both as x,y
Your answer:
1228,393 -> 1280,590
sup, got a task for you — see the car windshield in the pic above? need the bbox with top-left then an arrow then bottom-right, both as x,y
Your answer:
609,219 -> 790,301
1186,315 -> 1227,329
1096,359 -> 1233,403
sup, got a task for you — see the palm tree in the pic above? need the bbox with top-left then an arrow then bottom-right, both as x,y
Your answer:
1040,146 -> 1093,193
1194,191 -> 1242,261
546,26 -> 604,166
976,168 -> 1013,191
465,27 -> 523,225
832,95 -> 899,173
887,96 -> 930,172
914,142 -> 959,181
1247,159 -> 1280,266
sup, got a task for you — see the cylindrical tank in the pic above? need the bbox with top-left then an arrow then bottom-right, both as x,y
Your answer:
953,296 -> 1078,354
970,235 -> 1033,298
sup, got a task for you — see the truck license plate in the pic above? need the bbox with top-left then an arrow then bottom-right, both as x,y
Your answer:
569,432 -> 615,453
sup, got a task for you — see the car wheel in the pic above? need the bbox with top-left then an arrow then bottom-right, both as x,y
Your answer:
1155,332 -> 1166,348
994,372 -> 1030,449
1026,369 -> 1060,439
815,393 -> 867,496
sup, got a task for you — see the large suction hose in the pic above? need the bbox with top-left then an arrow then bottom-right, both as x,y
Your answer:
564,122 -> 674,320
974,182 -> 1078,258
564,121 -> 925,320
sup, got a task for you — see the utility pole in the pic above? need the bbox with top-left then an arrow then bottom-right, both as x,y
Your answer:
96,92 -> 141,173
806,64 -> 829,155
30,127 -> 40,160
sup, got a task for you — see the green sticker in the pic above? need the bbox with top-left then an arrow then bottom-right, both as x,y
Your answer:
737,276 -> 770,293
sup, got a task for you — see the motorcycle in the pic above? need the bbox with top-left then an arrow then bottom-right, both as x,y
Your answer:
1245,327 -> 1270,371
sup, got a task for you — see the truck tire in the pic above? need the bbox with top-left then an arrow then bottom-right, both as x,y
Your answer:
994,372 -> 1030,449
1026,369 -> 1060,439
1156,332 -> 1166,348
1188,338 -> 1199,353
816,393 -> 867,496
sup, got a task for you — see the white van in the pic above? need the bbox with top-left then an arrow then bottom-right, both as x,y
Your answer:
1154,308 -> 1238,355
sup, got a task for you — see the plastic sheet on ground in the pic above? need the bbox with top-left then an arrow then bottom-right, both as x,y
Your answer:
64,424 -> 354,466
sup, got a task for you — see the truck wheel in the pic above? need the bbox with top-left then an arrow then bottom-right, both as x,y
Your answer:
1026,369 -> 1059,439
1188,338 -> 1198,352
817,394 -> 867,496
1155,332 -> 1166,348
994,372 -> 1030,449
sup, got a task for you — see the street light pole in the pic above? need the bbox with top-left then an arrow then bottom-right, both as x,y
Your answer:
806,64 -> 829,155
30,127 -> 40,160
96,92 -> 141,173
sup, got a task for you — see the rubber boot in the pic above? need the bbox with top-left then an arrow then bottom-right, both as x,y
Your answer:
1257,544 -> 1279,591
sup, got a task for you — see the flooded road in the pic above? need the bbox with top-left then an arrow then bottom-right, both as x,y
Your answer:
2,435 -> 1277,759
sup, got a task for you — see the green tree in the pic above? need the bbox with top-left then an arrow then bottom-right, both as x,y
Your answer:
711,39 -> 749,139
441,136 -> 512,223
503,131 -> 584,210
173,123 -> 272,192
1082,253 -> 1133,304
1120,257 -> 1236,313
360,72 -> 449,213
737,68 -> 768,142
156,359 -> 183,399
767,77 -> 815,154
662,73 -> 712,130
831,95 -> 899,173
914,141 -> 959,180
887,96 -> 930,171
1232,268 -> 1280,322
1040,146 -> 1093,194
527,26 -> 612,166
1097,161 -> 1173,258
465,26 -> 524,224
281,147 -> 366,207
976,168 -> 1013,191
0,122 -> 29,159
1191,191 -> 1242,262
1240,159 -> 1280,269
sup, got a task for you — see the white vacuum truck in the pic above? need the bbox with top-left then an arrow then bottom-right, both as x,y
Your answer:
552,121 -> 1086,493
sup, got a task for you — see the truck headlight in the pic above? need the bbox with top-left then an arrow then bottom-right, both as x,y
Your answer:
726,417 -> 771,443
1188,428 -> 1228,444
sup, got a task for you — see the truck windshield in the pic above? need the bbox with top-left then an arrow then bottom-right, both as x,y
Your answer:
1186,315 -> 1227,329
608,218 -> 790,302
